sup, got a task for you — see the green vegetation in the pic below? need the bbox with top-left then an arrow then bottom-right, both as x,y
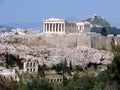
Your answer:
111,38 -> 120,55
5,53 -> 23,69
1,54 -> 120,90
101,27 -> 108,36
38,64 -> 51,78
2,43 -> 120,90
75,65 -> 83,71
26,78 -> 54,90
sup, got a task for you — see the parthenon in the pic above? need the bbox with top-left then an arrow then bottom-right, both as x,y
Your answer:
43,18 -> 76,34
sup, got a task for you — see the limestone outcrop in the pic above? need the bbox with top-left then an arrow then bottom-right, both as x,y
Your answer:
0,43 -> 114,67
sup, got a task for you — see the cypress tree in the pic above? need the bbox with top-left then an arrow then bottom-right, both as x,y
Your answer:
101,27 -> 108,36
70,60 -> 72,71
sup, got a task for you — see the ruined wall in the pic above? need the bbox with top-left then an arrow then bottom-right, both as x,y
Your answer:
3,33 -> 120,50
114,36 -> 120,45
100,36 -> 112,50
91,35 -> 102,49
42,34 -> 93,49
42,34 -> 77,48
77,34 -> 91,48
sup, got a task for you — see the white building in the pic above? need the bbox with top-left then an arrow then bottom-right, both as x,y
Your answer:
23,59 -> 38,73
76,21 -> 90,33
0,66 -> 19,81
43,18 -> 76,34
12,28 -> 26,35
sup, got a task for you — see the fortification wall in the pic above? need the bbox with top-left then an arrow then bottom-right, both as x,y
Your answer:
77,34 -> 91,48
114,36 -> 120,45
3,33 -> 120,50
91,35 -> 101,49
100,36 -> 112,50
42,34 -> 77,48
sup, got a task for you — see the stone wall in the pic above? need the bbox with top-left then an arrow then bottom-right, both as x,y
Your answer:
77,34 -> 91,48
90,35 -> 101,49
114,36 -> 120,45
41,34 -> 77,48
101,36 -> 112,50
2,33 -> 120,50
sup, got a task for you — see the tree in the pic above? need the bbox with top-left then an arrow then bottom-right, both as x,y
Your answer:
42,64 -> 50,71
38,70 -> 45,78
111,39 -> 120,55
5,54 -> 17,67
26,78 -> 53,90
75,66 -> 83,71
73,72 -> 80,81
64,58 -> 67,68
69,60 -> 72,71
66,75 -> 96,90
101,27 -> 107,36
107,55 -> 120,84
55,60 -> 69,73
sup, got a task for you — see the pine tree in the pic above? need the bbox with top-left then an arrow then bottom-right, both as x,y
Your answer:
101,27 -> 108,36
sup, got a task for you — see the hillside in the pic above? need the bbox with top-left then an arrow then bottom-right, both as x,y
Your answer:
83,14 -> 110,28
83,14 -> 120,34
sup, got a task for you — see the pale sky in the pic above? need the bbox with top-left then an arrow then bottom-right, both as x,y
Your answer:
0,0 -> 120,27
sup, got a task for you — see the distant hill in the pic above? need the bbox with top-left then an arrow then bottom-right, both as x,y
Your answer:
0,26 -> 12,33
83,14 -> 110,28
0,22 -> 42,31
83,14 -> 120,34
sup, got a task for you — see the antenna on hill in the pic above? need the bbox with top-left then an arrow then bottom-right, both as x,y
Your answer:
93,13 -> 97,16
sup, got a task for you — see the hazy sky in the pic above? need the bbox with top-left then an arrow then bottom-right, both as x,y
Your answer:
0,0 -> 120,27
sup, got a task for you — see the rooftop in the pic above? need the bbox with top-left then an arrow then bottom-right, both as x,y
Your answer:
43,18 -> 64,22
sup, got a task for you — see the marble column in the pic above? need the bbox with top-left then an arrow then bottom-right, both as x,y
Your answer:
57,23 -> 59,32
45,23 -> 46,32
59,23 -> 61,32
52,23 -> 53,32
55,23 -> 56,32
43,23 -> 45,32
47,23 -> 49,32
63,23 -> 65,33
45,23 -> 47,32
49,23 -> 51,32
44,23 -> 45,32
49,23 -> 52,32
46,23 -> 47,32
53,23 -> 55,32
54,23 -> 55,32
61,23 -> 62,32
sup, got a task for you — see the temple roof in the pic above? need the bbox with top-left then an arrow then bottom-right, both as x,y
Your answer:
43,18 -> 65,22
